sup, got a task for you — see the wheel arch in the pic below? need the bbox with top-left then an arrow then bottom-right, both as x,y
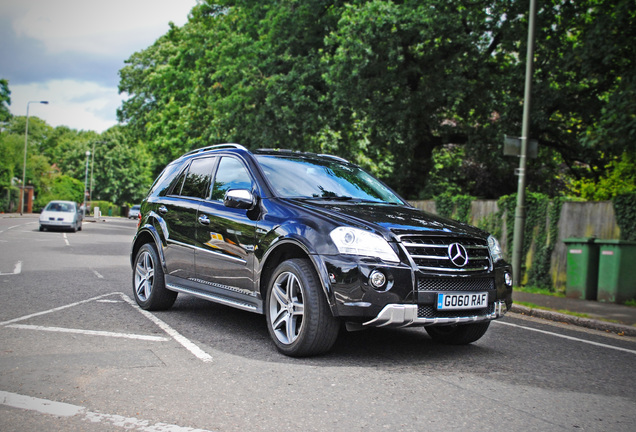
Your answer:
131,225 -> 166,272
258,239 -> 337,316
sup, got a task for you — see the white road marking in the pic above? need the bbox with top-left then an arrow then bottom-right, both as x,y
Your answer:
0,261 -> 22,276
0,291 -> 214,362
0,390 -> 214,432
63,233 -> 70,245
6,324 -> 169,341
92,269 -> 104,278
495,320 -> 636,355
0,292 -> 118,326
119,293 -> 214,363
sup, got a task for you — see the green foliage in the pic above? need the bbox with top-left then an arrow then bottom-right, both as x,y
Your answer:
115,0 -> 635,200
35,175 -> 84,209
91,200 -> 122,217
0,78 -> 10,122
498,193 -> 564,290
434,193 -> 474,224
566,152 -> 636,200
90,127 -> 153,204
613,192 -> 636,241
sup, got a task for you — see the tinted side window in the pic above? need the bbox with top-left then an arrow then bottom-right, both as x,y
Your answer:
150,162 -> 182,197
211,157 -> 253,201
180,157 -> 216,199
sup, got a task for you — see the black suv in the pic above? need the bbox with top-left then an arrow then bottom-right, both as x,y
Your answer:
131,144 -> 513,356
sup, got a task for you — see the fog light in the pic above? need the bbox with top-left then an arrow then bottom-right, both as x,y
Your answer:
369,270 -> 387,289
505,272 -> 513,287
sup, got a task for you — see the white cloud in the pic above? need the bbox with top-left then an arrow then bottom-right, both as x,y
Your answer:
12,1 -> 196,56
10,80 -> 125,133
2,0 -> 199,132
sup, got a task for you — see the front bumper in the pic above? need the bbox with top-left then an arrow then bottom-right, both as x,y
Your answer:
363,300 -> 509,328
323,255 -> 513,327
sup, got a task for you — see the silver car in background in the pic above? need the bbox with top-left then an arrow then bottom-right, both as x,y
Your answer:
39,200 -> 83,232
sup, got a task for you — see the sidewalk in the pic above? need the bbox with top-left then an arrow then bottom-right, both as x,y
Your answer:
512,291 -> 636,336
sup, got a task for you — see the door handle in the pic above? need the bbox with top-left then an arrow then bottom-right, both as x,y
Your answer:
158,206 -> 168,215
198,214 -> 210,225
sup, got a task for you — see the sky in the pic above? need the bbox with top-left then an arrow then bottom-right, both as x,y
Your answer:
1,0 -> 199,133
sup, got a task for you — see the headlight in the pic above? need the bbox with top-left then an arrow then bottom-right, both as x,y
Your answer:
330,227 -> 399,263
487,235 -> 503,263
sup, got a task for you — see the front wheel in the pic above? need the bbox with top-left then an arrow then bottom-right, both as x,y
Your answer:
132,243 -> 177,310
265,259 -> 339,357
425,322 -> 491,345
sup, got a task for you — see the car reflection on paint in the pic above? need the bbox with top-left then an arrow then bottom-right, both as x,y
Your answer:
128,205 -> 141,220
39,200 -> 83,232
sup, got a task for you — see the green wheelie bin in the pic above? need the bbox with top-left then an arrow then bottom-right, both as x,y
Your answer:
563,238 -> 600,300
595,240 -> 636,304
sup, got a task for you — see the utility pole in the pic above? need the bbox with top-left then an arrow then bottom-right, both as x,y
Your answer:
512,0 -> 537,287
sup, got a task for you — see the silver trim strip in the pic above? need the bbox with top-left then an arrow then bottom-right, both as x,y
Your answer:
194,246 -> 247,264
417,265 -> 490,273
363,301 -> 508,328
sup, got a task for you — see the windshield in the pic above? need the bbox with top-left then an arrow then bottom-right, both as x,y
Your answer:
45,202 -> 75,212
255,155 -> 404,204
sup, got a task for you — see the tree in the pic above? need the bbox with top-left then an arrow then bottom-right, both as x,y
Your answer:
116,0 -> 636,199
0,79 -> 10,123
90,126 -> 153,204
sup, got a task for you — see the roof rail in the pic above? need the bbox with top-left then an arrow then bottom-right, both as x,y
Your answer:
256,148 -> 350,164
183,143 -> 248,157
317,153 -> 350,163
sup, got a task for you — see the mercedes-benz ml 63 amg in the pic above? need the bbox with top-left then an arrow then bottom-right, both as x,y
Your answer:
131,144 -> 513,356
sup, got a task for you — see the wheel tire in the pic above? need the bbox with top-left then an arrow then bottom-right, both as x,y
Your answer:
425,322 -> 491,345
265,258 -> 339,357
132,243 -> 177,310
39,226 -> 44,232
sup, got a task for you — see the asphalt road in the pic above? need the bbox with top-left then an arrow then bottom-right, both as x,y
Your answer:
1,216 -> 635,431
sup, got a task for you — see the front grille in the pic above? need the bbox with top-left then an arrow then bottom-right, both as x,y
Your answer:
417,278 -> 494,292
398,234 -> 492,273
418,302 -> 495,318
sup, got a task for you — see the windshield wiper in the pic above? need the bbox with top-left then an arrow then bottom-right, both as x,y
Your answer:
306,195 -> 355,201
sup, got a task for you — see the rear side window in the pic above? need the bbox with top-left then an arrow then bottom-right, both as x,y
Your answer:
211,157 -> 253,201
150,162 -> 182,197
180,157 -> 216,199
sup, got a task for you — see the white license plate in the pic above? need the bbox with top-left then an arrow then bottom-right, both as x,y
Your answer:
436,292 -> 488,310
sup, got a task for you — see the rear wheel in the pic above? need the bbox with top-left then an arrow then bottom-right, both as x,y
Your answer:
132,243 -> 177,310
425,322 -> 490,345
265,259 -> 339,357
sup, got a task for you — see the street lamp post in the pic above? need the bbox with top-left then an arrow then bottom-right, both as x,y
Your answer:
20,100 -> 49,215
83,150 -> 90,218
511,0 -> 538,286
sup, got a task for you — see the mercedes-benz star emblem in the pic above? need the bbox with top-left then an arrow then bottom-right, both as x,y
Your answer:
448,243 -> 469,267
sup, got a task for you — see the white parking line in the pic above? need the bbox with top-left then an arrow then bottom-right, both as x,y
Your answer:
0,292 -> 214,363
119,293 -> 214,363
91,269 -> 104,278
0,390 -> 215,432
6,324 -> 169,341
0,292 -> 117,326
495,320 -> 636,355
0,261 -> 22,276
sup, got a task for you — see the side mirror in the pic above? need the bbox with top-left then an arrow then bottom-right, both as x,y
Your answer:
224,189 -> 255,210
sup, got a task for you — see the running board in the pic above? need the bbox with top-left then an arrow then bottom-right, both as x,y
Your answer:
166,283 -> 261,313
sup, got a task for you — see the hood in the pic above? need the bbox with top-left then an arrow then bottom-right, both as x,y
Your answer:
290,199 -> 486,240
